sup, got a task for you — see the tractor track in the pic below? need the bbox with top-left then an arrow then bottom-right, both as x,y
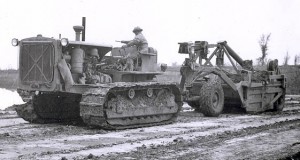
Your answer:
0,99 -> 299,160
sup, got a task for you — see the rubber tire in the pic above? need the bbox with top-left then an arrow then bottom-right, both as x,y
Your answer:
273,95 -> 285,112
199,79 -> 224,117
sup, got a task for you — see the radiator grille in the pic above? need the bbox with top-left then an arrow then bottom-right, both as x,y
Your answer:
20,43 -> 54,83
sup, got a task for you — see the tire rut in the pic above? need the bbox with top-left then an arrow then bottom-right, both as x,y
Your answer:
97,119 -> 300,160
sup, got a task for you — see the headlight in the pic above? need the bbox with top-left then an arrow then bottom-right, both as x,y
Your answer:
61,38 -> 69,46
11,38 -> 19,46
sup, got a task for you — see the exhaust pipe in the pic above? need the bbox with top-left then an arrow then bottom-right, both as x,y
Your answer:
82,17 -> 86,41
73,26 -> 84,41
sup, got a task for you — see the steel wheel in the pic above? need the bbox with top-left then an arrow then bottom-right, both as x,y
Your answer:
147,88 -> 153,98
212,92 -> 220,109
128,89 -> 135,99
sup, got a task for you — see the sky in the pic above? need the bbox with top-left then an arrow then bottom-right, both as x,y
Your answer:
0,0 -> 300,69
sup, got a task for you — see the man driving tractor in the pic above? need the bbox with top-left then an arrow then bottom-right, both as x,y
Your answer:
121,26 -> 148,71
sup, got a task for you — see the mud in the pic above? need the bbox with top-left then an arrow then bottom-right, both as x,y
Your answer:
0,96 -> 299,160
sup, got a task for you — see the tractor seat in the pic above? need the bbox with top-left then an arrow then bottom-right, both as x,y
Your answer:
141,47 -> 157,56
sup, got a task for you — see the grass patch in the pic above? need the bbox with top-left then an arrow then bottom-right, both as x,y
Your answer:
156,71 -> 181,84
0,70 -> 18,90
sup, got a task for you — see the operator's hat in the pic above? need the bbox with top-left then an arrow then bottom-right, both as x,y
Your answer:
89,48 -> 99,58
133,26 -> 143,33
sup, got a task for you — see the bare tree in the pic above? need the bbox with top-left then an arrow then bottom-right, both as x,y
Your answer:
283,51 -> 290,66
294,54 -> 300,65
171,62 -> 178,67
257,33 -> 271,66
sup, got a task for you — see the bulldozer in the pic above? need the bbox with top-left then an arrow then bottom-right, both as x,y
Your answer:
11,18 -> 182,129
179,41 -> 286,116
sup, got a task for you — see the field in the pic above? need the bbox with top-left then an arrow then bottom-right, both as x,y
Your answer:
279,66 -> 300,94
1,65 -> 300,94
0,70 -> 18,90
0,67 -> 300,159
0,97 -> 299,159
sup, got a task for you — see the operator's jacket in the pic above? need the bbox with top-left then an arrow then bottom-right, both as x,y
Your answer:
126,33 -> 148,55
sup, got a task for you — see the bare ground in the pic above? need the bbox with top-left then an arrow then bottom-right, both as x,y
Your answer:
0,96 -> 300,160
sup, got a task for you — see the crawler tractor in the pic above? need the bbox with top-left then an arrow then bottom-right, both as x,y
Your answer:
11,18 -> 182,129
179,41 -> 286,116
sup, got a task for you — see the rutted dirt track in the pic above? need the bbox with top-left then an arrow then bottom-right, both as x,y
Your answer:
0,96 -> 300,160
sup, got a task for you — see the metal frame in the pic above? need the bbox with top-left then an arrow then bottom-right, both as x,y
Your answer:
179,40 -> 286,113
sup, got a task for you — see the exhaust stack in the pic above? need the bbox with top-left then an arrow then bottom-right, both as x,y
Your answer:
82,17 -> 86,41
73,26 -> 84,41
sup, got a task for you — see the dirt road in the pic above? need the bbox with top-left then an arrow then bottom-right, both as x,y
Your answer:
0,96 -> 299,160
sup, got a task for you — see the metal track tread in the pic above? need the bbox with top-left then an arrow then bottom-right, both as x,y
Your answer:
80,82 -> 182,130
16,91 -> 82,124
81,115 -> 177,130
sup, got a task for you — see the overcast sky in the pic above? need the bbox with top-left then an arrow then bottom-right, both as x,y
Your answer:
1,0 -> 299,69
